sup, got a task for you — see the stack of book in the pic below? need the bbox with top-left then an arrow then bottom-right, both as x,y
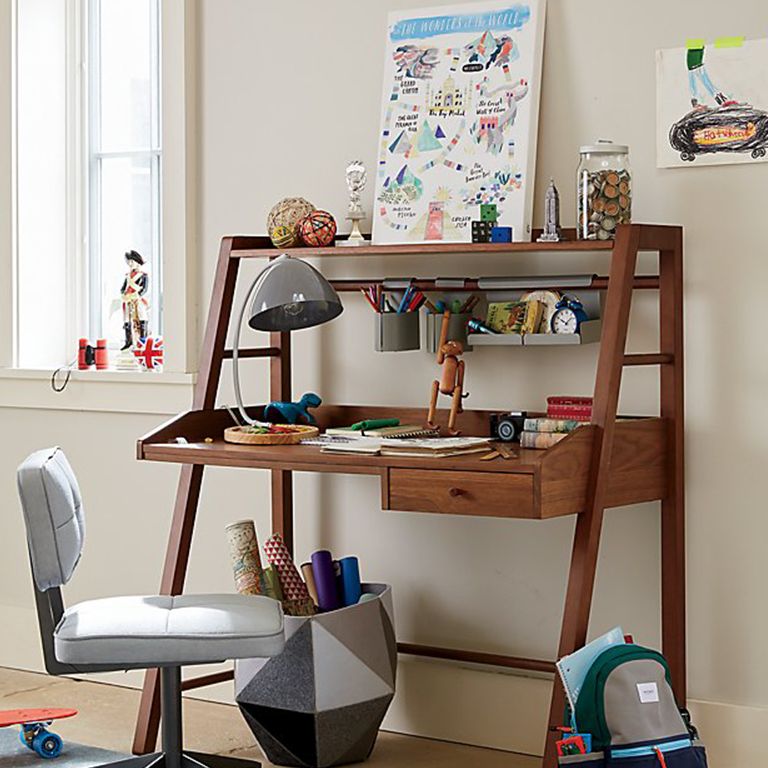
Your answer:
520,417 -> 585,449
319,435 -> 491,458
520,398 -> 593,449
546,395 -> 593,421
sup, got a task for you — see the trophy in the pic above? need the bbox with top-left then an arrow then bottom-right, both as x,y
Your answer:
338,160 -> 368,246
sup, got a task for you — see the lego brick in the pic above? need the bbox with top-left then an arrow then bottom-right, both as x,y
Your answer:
471,220 -> 493,243
491,226 -> 513,243
480,203 -> 498,222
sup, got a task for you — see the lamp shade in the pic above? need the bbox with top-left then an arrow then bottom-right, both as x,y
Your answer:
247,254 -> 343,332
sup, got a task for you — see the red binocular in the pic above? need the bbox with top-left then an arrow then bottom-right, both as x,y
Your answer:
78,338 -> 108,370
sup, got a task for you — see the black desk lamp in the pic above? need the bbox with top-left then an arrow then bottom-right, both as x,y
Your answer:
233,253 -> 343,426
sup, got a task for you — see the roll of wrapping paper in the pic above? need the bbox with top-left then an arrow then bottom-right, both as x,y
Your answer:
311,550 -> 341,612
338,556 -> 362,606
263,533 -> 315,616
301,562 -> 320,607
225,519 -> 262,595
260,566 -> 283,601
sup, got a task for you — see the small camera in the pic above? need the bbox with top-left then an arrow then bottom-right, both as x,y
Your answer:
489,411 -> 527,442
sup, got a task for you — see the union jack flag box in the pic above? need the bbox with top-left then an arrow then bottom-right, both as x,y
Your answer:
133,336 -> 164,371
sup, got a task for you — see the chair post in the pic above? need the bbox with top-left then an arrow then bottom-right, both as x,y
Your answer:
161,667 -> 183,768
32,585 -> 82,676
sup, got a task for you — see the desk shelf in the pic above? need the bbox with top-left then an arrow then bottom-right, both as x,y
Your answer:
139,406 -> 667,521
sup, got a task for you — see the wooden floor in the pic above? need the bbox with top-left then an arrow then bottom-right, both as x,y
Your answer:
0,668 -> 538,767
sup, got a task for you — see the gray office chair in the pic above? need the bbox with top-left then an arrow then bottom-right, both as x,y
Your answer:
17,447 -> 285,768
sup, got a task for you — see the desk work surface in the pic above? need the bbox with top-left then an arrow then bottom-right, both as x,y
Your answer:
138,405 -> 668,520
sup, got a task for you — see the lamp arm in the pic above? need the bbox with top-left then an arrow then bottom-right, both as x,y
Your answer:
232,273 -> 269,427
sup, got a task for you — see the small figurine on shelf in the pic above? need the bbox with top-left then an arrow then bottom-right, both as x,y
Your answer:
338,160 -> 368,246
264,392 -> 322,424
427,311 -> 469,435
120,250 -> 150,350
537,178 -> 562,243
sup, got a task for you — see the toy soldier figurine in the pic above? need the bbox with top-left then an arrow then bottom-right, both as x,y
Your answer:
537,178 -> 562,242
120,250 -> 149,350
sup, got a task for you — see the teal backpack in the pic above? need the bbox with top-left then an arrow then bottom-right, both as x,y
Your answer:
559,644 -> 707,767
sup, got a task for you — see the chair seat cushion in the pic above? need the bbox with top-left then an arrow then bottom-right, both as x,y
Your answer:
55,594 -> 284,666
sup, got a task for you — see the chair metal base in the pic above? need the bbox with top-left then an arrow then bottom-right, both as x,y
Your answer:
92,753 -> 261,768
95,669 -> 261,768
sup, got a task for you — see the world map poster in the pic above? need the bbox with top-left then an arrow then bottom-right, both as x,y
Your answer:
372,1 -> 546,245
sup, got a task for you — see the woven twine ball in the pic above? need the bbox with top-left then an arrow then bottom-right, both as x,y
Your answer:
298,210 -> 337,247
269,224 -> 299,249
267,197 -> 315,244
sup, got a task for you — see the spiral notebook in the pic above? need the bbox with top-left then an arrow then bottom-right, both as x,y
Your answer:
556,626 -> 625,710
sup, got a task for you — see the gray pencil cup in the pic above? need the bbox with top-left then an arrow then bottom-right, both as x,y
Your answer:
374,312 -> 420,352
426,312 -> 473,353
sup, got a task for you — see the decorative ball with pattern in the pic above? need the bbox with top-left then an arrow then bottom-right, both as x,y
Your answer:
266,197 -> 315,243
298,210 -> 337,247
269,224 -> 298,249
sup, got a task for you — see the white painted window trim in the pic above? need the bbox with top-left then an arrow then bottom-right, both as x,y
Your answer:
0,1 -> 14,371
0,0 -> 197,398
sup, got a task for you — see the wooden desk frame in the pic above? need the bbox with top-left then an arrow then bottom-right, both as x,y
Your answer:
131,225 -> 685,768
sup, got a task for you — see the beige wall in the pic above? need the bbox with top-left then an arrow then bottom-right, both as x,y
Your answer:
2,1 -> 768,763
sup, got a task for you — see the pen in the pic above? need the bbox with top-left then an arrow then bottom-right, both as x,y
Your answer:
459,294 -> 479,314
407,291 -> 425,312
361,288 -> 380,313
397,286 -> 414,314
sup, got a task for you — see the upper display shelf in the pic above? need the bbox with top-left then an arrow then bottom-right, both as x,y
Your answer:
227,225 -> 679,259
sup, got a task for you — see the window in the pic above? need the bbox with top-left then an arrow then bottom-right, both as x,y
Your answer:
88,0 -> 162,343
13,0 -> 163,367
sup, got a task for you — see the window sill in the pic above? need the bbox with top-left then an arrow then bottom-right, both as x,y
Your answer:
0,367 -> 195,385
0,367 -> 196,414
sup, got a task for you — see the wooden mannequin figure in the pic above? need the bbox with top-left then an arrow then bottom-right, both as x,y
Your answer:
427,310 -> 469,435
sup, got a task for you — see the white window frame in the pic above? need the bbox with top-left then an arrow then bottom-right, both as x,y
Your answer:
87,0 -> 163,339
0,0 -> 196,393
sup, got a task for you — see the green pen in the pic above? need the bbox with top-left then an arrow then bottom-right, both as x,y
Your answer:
349,418 -> 400,431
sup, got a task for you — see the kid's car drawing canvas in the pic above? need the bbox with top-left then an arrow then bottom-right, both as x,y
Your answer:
373,1 -> 547,244
657,37 -> 768,167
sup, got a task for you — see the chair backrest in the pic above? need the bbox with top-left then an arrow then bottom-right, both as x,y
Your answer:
17,447 -> 85,591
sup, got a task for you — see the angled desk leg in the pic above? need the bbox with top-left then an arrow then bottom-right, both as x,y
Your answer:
132,464 -> 204,754
660,231 -> 686,702
133,240 -> 240,755
542,227 -> 640,768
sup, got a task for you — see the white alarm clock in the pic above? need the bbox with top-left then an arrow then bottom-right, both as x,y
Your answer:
550,297 -> 589,334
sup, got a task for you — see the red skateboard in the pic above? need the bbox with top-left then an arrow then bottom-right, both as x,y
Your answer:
0,708 -> 77,759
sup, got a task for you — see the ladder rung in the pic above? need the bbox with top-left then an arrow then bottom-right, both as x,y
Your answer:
222,347 -> 281,359
623,353 -> 674,366
181,669 -> 233,691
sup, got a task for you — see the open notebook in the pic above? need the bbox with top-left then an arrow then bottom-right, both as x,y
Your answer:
316,436 -> 491,457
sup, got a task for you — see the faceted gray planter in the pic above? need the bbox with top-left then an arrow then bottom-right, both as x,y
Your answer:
235,583 -> 396,768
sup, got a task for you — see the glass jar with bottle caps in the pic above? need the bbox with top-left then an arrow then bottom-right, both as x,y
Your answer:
577,141 -> 631,240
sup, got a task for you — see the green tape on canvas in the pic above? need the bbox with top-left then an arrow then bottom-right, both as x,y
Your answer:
715,36 -> 745,48
686,38 -> 705,50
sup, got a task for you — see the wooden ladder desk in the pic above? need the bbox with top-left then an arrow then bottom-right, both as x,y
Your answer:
131,224 -> 685,768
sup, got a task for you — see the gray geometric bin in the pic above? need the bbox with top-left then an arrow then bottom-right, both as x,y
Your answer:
235,584 -> 396,768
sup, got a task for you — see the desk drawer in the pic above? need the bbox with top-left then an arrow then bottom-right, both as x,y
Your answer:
386,469 -> 535,518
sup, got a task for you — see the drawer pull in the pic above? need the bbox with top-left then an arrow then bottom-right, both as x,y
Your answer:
448,487 -> 465,497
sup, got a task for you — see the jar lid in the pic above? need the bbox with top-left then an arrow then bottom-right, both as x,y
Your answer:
580,140 -> 629,154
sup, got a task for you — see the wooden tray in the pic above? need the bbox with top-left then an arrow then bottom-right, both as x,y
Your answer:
224,425 -> 319,445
